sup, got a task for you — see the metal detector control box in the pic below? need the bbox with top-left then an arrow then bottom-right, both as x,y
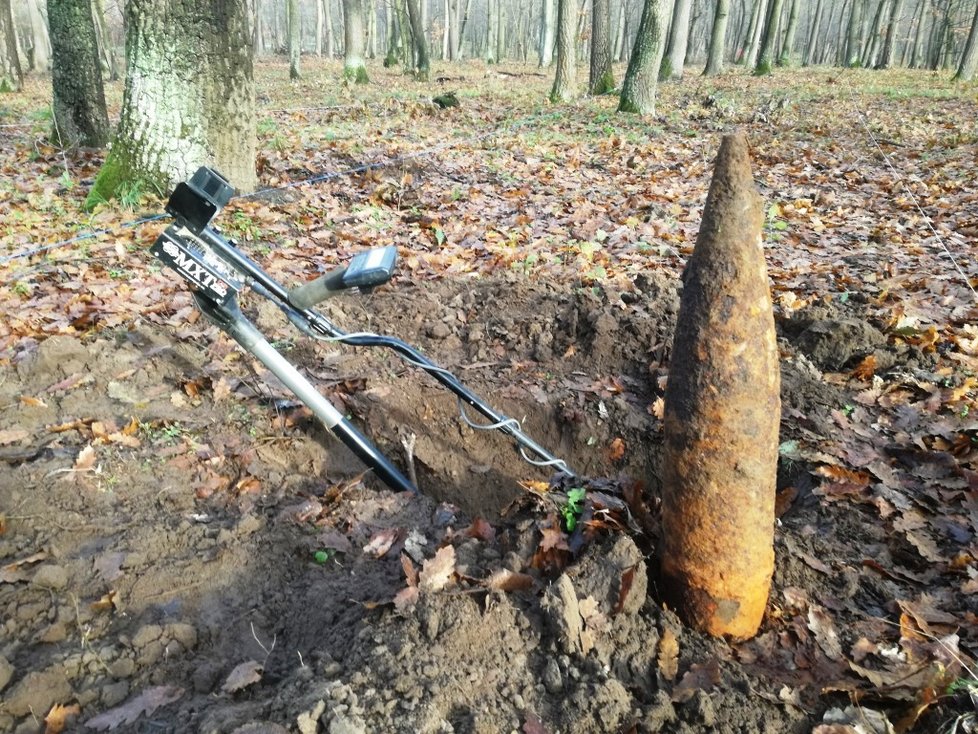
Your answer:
343,246 -> 398,289
151,225 -> 243,306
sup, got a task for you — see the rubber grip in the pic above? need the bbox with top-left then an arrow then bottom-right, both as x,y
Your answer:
289,268 -> 347,310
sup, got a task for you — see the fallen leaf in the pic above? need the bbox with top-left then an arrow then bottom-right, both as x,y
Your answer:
401,553 -> 419,587
393,585 -> 419,613
222,660 -> 264,693
464,516 -> 496,542
74,444 -> 97,471
808,605 -> 844,661
613,566 -> 636,615
607,437 -> 626,462
672,658 -> 720,702
418,545 -> 456,592
85,686 -> 184,730
90,590 -> 118,613
44,703 -> 80,734
363,528 -> 402,558
0,428 -> 29,445
1,551 -> 49,583
657,628 -> 679,681
485,568 -> 534,592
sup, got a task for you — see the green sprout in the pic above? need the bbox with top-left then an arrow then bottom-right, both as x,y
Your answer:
313,549 -> 334,565
561,487 -> 587,532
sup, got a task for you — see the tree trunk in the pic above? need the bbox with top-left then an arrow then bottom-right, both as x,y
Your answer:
366,0 -> 378,57
589,0 -> 614,91
539,0 -> 556,65
343,0 -> 370,81
742,0 -> 767,66
617,0 -> 667,113
91,0 -> 118,80
405,0 -> 430,78
909,0 -> 927,67
325,0 -> 335,56
496,0 -> 506,60
456,0 -> 471,57
48,0 -> 109,148
612,0 -> 626,59
803,0 -> 823,65
288,0 -> 301,78
703,0 -> 730,74
661,131 -> 779,642
954,1 -> 978,80
27,0 -> 52,72
860,0 -> 887,67
485,0 -> 497,62
753,0 -> 783,74
0,0 -> 22,91
384,0 -> 401,65
776,0 -> 798,65
550,0 -> 577,101
846,0 -> 864,65
87,0 -> 256,206
660,0 -> 691,79
876,0 -> 904,68
316,0 -> 324,55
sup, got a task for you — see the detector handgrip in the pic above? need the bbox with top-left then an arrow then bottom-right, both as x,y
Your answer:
289,246 -> 398,310
289,268 -> 348,310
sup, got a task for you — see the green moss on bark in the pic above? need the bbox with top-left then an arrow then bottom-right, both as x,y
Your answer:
84,145 -> 160,210
590,70 -> 615,95
343,64 -> 369,83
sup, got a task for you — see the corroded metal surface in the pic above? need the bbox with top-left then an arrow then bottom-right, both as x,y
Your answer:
660,132 -> 780,640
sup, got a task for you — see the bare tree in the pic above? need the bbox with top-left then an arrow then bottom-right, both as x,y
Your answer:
288,0 -> 301,79
618,0 -> 667,113
589,0 -> 614,92
955,1 -> 978,80
660,0 -> 691,79
344,0 -> 370,81
703,0 -> 730,75
539,0 -> 556,65
777,0 -> 799,65
405,0 -> 430,78
0,0 -> 22,91
48,0 -> 109,147
877,0 -> 905,68
550,0 -> 577,101
753,0 -> 784,74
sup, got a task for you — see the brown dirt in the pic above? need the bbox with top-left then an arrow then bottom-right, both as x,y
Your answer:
1,270 -> 969,734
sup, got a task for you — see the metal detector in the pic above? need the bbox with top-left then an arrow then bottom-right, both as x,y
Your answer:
151,167 -> 574,494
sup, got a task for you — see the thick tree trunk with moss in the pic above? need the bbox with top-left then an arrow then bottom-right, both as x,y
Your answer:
589,0 -> 613,93
753,0 -> 783,75
48,0 -> 110,148
0,0 -> 22,92
549,0 -> 577,102
343,0 -> 369,81
87,0 -> 256,207
405,0 -> 430,80
956,3 -> 978,81
660,0 -> 691,79
288,0 -> 301,79
703,0 -> 729,75
617,0 -> 667,114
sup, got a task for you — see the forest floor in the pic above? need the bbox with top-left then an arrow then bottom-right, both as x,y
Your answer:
1,59 -> 978,734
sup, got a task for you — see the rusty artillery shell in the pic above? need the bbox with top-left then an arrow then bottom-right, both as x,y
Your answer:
659,132 -> 780,640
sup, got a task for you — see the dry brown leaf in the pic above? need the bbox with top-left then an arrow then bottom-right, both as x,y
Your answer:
44,703 -> 80,734
808,605 -> 844,661
657,628 -> 679,681
20,395 -> 48,408
85,686 -> 184,731
393,585 -> 419,613
672,658 -> 721,702
363,528 -> 401,558
74,444 -> 97,471
485,569 -> 534,592
0,428 -> 29,445
222,660 -> 264,693
90,590 -> 119,614
1,551 -> 49,583
613,566 -> 636,615
606,437 -> 626,462
464,517 -> 496,542
419,545 -> 456,592
401,553 -> 419,587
